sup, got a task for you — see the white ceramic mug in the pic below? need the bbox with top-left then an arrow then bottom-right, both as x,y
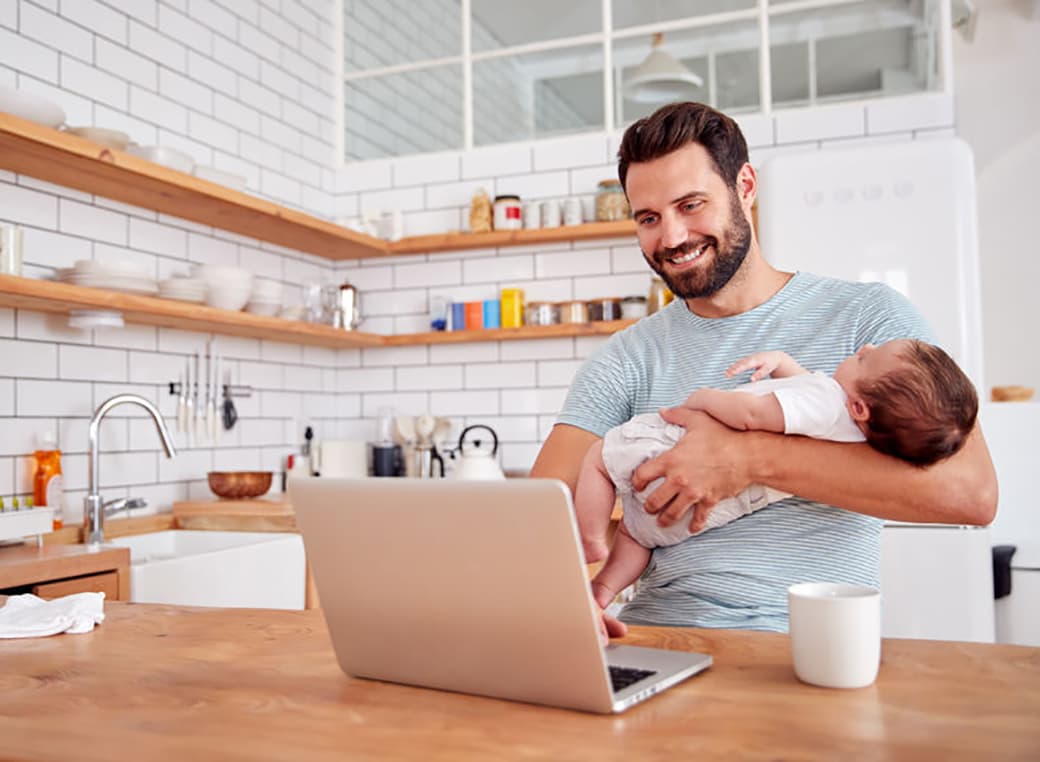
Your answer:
788,582 -> 881,689
312,440 -> 368,478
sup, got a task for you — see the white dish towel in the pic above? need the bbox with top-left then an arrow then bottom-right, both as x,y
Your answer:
0,592 -> 106,638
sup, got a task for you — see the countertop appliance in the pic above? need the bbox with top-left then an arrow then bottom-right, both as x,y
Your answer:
759,138 -> 994,642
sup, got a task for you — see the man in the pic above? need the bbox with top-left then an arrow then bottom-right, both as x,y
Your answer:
530,102 -> 997,635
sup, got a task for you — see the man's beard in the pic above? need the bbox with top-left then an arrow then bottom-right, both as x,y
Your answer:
644,191 -> 752,300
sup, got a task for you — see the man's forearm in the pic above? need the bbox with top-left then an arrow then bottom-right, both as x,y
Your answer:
746,425 -> 997,525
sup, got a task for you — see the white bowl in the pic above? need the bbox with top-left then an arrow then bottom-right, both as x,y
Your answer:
206,289 -> 251,311
192,264 -> 253,287
0,85 -> 65,128
251,278 -> 283,298
193,165 -> 247,190
246,301 -> 281,317
126,144 -> 195,174
65,126 -> 131,150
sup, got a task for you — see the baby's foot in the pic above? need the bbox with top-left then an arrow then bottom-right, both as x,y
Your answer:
582,537 -> 609,563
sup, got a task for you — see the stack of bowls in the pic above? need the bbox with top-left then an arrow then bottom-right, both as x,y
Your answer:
158,276 -> 207,303
246,279 -> 283,316
192,264 -> 253,311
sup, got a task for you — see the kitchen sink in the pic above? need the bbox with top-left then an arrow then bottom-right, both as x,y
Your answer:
109,530 -> 306,610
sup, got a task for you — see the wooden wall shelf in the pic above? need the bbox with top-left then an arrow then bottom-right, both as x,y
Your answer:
0,113 -> 636,261
0,275 -> 637,348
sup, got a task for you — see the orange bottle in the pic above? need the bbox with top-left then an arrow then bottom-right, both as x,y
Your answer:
33,436 -> 64,530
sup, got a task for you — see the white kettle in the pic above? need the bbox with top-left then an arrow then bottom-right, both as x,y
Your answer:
452,424 -> 505,480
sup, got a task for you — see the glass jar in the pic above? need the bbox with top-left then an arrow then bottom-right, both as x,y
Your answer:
647,277 -> 674,315
586,297 -> 622,321
595,180 -> 630,222
621,296 -> 648,319
524,301 -> 559,326
493,194 -> 522,230
557,300 -> 589,324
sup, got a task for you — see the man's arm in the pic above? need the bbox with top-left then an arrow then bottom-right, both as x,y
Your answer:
682,389 -> 785,433
529,423 -> 602,496
632,409 -> 997,532
530,423 -> 628,641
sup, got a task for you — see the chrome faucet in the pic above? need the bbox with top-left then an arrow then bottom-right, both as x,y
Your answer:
84,394 -> 177,546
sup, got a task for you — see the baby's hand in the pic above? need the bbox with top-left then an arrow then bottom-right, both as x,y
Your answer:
727,351 -> 789,381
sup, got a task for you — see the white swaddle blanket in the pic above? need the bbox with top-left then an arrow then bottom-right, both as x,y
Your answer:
0,592 -> 106,638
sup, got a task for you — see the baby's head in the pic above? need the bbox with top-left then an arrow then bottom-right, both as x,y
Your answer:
834,339 -> 978,466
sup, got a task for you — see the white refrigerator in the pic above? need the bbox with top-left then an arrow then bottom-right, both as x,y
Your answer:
758,137 -> 995,642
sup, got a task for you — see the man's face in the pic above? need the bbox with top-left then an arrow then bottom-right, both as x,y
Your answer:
625,142 -> 752,300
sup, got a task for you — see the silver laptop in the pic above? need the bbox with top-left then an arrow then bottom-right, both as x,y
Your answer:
289,477 -> 711,713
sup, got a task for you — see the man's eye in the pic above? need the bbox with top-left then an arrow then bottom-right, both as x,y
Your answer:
637,215 -> 658,226
681,201 -> 701,212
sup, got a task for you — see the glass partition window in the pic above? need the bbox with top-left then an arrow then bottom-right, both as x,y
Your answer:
341,0 -> 948,160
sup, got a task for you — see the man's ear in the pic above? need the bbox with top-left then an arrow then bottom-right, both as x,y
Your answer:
847,396 -> 870,423
737,162 -> 757,210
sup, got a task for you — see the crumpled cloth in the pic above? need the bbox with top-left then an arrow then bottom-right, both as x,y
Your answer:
0,592 -> 106,638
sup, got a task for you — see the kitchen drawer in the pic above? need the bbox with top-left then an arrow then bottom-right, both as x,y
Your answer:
32,571 -> 119,600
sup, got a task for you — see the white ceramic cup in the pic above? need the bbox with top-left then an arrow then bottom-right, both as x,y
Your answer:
312,440 -> 368,478
788,582 -> 881,689
540,200 -> 561,228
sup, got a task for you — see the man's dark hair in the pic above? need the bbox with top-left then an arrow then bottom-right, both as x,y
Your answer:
859,341 -> 978,466
617,102 -> 749,190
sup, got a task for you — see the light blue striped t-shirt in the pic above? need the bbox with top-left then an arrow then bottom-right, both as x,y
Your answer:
558,271 -> 935,632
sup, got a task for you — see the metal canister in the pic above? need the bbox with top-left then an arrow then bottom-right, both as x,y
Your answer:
334,282 -> 360,330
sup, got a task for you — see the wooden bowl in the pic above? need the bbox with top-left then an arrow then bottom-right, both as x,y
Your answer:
207,471 -> 273,499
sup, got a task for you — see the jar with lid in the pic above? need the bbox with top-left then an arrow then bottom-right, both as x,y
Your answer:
621,295 -> 648,319
524,301 -> 558,326
493,195 -> 522,231
586,297 -> 622,321
595,180 -> 630,222
557,300 -> 589,324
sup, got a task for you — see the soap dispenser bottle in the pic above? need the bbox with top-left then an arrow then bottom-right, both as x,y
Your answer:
32,433 -> 64,530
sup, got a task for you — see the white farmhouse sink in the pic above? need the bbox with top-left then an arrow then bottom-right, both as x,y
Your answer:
109,530 -> 306,610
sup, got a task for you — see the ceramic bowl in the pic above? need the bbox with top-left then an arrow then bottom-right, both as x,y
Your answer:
65,126 -> 131,150
0,84 -> 65,128
207,471 -> 273,499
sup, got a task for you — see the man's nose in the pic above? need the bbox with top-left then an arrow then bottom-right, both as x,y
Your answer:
660,212 -> 688,249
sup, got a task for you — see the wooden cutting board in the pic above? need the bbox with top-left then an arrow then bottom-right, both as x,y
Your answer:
172,496 -> 295,532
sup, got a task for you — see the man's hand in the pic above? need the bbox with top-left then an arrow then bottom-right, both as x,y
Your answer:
632,408 -> 754,533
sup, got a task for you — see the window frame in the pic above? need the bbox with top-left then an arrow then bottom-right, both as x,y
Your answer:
337,0 -> 953,163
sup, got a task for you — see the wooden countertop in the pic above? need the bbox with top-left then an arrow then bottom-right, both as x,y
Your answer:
0,543 -> 129,590
0,603 -> 1036,760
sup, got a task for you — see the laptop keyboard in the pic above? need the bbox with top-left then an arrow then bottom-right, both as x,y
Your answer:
609,666 -> 657,692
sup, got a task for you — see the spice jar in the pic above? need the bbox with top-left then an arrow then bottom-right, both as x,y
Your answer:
557,300 -> 589,324
493,195 -> 522,231
595,180 -> 630,222
524,301 -> 558,326
586,297 -> 622,321
621,296 -> 648,319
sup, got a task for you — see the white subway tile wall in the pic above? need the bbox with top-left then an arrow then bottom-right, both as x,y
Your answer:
0,0 -> 956,514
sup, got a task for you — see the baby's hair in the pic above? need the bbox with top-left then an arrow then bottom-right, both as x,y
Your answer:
857,341 -> 978,466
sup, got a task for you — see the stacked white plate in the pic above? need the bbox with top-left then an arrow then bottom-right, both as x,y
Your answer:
192,264 -> 253,311
158,276 -> 208,303
57,259 -> 157,296
246,278 -> 283,316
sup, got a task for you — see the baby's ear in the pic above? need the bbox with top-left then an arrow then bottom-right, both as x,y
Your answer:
846,396 -> 870,423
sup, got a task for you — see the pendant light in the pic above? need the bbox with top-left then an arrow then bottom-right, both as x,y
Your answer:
623,32 -> 703,103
